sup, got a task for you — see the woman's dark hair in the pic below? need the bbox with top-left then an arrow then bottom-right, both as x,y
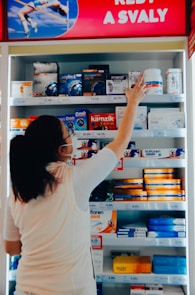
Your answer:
10,115 -> 65,203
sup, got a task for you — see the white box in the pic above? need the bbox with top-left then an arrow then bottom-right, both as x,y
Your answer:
33,73 -> 58,96
142,148 -> 185,159
116,106 -> 147,130
106,74 -> 128,94
128,71 -> 141,88
11,81 -> 32,97
145,285 -> 163,295
148,112 -> 185,129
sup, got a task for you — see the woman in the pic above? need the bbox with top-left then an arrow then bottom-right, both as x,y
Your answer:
3,74 -> 146,295
17,0 -> 68,38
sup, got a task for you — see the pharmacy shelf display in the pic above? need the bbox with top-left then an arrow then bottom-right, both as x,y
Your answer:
3,37 -> 189,295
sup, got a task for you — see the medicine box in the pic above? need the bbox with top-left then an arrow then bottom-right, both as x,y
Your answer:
144,178 -> 181,190
74,109 -> 88,130
33,73 -> 58,96
142,148 -> 185,159
143,168 -> 175,179
106,74 -> 128,94
90,210 -> 117,234
115,106 -> 147,129
73,139 -> 100,160
59,74 -> 82,96
130,285 -> 146,295
57,115 -> 75,131
148,112 -> 185,129
147,231 -> 186,238
82,69 -> 106,96
128,71 -> 141,88
88,113 -> 116,130
11,81 -> 32,97
113,256 -> 151,274
145,284 -> 163,295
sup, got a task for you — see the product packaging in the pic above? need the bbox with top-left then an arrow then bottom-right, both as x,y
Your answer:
59,74 -> 82,96
144,68 -> 163,95
106,74 -> 128,94
88,113 -> 116,130
166,68 -> 183,94
11,81 -> 32,97
82,69 -> 106,96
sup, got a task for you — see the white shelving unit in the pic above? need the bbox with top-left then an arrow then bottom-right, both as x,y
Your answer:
0,37 -> 192,294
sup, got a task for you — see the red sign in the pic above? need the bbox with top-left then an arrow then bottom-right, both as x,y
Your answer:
7,0 -> 186,40
64,0 -> 186,39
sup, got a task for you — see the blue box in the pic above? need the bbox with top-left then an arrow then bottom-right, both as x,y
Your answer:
74,109 -> 88,130
59,74 -> 82,96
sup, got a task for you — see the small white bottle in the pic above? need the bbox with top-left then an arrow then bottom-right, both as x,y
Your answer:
166,68 -> 182,94
144,68 -> 163,95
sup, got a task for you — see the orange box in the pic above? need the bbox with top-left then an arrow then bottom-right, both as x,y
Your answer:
10,118 -> 29,129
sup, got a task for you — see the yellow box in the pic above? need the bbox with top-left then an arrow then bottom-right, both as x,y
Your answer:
113,256 -> 151,274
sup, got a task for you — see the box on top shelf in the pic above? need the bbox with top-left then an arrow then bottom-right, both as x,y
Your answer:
128,71 -> 141,89
106,74 -> 128,95
11,81 -> 32,97
32,62 -> 59,97
82,69 -> 106,96
59,74 -> 82,96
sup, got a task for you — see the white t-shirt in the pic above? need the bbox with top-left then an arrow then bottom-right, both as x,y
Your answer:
3,148 -> 117,295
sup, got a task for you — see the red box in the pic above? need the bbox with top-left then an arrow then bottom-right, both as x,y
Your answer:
88,113 -> 116,130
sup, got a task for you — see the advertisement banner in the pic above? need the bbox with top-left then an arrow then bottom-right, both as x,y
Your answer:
7,0 -> 186,41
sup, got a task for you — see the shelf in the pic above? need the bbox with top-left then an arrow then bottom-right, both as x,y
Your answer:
89,201 -> 186,211
76,129 -> 186,139
96,258 -> 187,285
9,93 -> 184,106
124,159 -> 185,168
101,235 -> 186,247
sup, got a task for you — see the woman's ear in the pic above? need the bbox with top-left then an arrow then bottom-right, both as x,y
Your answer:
58,145 -> 65,157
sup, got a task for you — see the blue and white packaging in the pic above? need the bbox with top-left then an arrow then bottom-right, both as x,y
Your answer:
74,109 -> 88,130
57,115 -> 75,131
59,74 -> 82,96
115,106 -> 147,130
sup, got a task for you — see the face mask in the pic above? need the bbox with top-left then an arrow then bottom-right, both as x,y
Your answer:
61,134 -> 77,158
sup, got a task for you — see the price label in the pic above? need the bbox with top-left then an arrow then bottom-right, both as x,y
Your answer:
91,235 -> 102,249
114,157 -> 124,171
169,94 -> 182,102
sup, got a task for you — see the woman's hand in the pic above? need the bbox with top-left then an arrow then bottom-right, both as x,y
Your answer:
125,73 -> 146,106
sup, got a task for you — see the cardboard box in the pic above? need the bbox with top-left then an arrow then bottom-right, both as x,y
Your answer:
74,109 -> 88,130
148,112 -> 185,129
88,113 -> 116,130
106,74 -> 128,94
82,69 -> 106,96
33,73 -> 58,96
116,106 -> 147,130
90,210 -> 117,234
59,74 -> 82,96
11,81 -> 32,97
